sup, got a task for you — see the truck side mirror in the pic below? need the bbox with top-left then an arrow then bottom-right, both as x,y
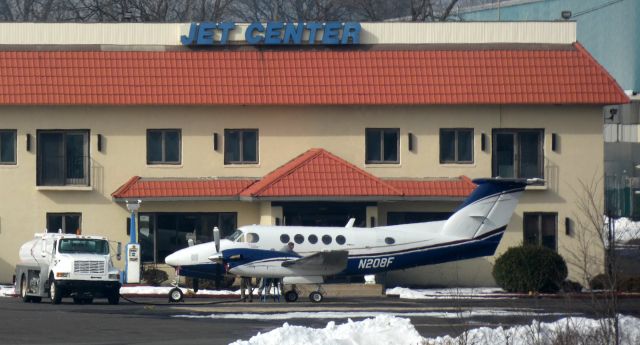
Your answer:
116,242 -> 122,261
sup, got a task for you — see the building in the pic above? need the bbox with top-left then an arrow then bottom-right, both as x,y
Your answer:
0,22 -> 628,286
461,0 -> 640,219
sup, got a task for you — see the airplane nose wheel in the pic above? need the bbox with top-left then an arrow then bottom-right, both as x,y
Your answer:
309,291 -> 323,303
169,287 -> 183,303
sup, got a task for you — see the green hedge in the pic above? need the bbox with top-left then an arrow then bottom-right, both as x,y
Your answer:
493,246 -> 568,293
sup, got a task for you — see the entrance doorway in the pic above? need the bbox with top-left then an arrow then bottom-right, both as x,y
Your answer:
276,202 -> 372,227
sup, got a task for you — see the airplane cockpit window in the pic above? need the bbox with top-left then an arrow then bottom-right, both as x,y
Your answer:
294,234 -> 304,244
308,234 -> 318,244
385,237 -> 395,245
322,235 -> 332,245
336,235 -> 346,245
280,234 -> 290,244
246,233 -> 260,243
226,229 -> 244,242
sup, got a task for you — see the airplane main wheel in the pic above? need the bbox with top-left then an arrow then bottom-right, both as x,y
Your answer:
309,291 -> 323,303
284,290 -> 298,303
169,287 -> 183,303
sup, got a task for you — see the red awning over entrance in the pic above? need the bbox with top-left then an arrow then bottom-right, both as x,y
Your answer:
112,149 -> 476,201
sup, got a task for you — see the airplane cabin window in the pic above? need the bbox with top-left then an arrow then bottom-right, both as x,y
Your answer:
336,235 -> 346,245
246,233 -> 260,243
385,237 -> 395,245
226,229 -> 244,242
280,234 -> 290,244
308,234 -> 318,244
294,234 -> 304,244
322,235 -> 332,245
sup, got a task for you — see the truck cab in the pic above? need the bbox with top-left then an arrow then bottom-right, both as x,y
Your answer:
16,233 -> 122,305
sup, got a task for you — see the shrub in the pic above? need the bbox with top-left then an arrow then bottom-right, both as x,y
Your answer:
561,280 -> 583,293
493,245 -> 568,293
590,274 -> 640,292
142,268 -> 169,286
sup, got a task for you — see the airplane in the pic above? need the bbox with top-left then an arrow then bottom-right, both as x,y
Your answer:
164,177 -> 539,303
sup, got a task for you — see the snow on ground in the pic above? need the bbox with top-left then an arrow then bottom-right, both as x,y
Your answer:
174,309 -> 566,321
229,315 -> 425,345
230,315 -> 640,345
0,285 -> 15,297
386,287 -> 510,299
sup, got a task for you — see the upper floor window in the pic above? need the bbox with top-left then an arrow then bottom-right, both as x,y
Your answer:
492,129 -> 544,179
147,129 -> 181,165
523,212 -> 557,251
225,129 -> 258,164
440,128 -> 473,164
37,130 -> 89,186
0,130 -> 16,165
365,128 -> 399,164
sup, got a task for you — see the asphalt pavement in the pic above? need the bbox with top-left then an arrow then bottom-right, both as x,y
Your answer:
1,295 -> 639,345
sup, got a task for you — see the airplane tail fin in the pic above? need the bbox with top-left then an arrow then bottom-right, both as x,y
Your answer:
441,178 -> 541,240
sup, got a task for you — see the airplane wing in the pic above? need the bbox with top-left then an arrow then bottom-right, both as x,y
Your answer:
281,250 -> 349,273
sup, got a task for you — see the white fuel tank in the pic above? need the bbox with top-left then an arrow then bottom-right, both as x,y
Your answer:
18,233 -> 60,265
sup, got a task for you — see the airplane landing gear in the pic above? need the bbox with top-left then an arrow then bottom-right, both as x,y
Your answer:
284,290 -> 298,302
309,291 -> 323,303
168,287 -> 184,303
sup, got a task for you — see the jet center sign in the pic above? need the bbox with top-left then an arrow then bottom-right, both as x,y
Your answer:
181,22 -> 361,46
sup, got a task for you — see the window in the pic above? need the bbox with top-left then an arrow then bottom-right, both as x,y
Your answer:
385,237 -> 395,245
37,130 -> 89,186
47,213 -> 82,234
294,234 -> 304,244
492,129 -> 544,178
246,233 -> 260,243
322,235 -> 332,245
58,239 -> 108,254
365,128 -> 399,164
308,234 -> 318,244
147,129 -> 181,164
280,234 -> 290,244
440,129 -> 473,164
224,129 -> 258,164
0,130 -> 16,165
523,212 -> 557,251
336,235 -> 346,245
139,212 -> 237,263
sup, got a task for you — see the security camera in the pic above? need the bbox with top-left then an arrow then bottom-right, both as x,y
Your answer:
561,11 -> 572,20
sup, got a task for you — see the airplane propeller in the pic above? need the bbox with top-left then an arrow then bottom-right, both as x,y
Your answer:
213,226 -> 223,288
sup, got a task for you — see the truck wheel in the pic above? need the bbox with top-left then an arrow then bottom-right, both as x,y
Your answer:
49,280 -> 63,305
20,275 -> 32,303
107,290 -> 119,305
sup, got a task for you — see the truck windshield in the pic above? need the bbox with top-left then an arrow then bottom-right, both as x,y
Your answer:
58,239 -> 109,255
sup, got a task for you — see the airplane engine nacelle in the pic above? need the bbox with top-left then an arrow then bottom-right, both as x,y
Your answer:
283,276 -> 324,285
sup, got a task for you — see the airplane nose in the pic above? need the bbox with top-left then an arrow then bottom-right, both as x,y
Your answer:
165,252 -> 180,266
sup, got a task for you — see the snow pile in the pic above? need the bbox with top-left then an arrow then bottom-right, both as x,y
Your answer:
0,285 -> 16,297
430,315 -> 640,345
386,287 -> 508,299
230,315 -> 640,345
229,315 -> 425,345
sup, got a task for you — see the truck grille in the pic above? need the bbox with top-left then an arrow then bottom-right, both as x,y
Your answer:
74,261 -> 105,274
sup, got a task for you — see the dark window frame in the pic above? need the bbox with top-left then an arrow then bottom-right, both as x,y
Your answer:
523,212 -> 558,251
146,129 -> 182,165
36,129 -> 90,186
0,129 -> 17,165
492,129 -> 544,179
224,129 -> 259,165
46,212 -> 82,234
365,128 -> 400,164
439,128 -> 474,164
138,212 -> 237,264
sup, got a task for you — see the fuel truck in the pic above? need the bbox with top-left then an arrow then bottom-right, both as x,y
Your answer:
15,232 -> 122,304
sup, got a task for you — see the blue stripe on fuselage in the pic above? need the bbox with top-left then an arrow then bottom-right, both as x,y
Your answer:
344,228 -> 505,275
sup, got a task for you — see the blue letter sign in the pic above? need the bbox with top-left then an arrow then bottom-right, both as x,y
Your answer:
181,22 -> 361,46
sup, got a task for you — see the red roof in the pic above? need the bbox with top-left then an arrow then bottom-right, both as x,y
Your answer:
0,43 -> 628,105
112,149 -> 476,200
111,176 -> 256,199
240,148 -> 404,198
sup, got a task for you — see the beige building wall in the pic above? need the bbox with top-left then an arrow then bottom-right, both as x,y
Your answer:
0,105 -> 604,285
